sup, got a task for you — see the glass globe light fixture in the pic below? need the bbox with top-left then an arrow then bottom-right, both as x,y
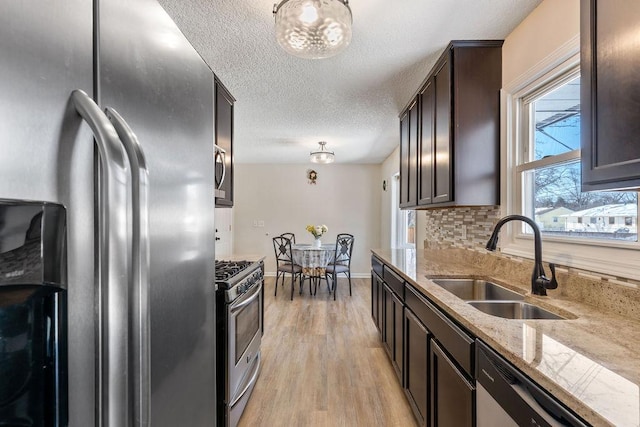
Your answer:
273,0 -> 352,59
310,141 -> 335,164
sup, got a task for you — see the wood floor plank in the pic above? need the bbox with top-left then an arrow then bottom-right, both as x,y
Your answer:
238,277 -> 418,427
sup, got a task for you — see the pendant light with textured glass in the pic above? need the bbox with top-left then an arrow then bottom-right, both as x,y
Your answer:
273,0 -> 352,59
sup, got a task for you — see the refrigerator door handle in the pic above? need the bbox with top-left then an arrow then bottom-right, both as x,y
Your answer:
105,107 -> 151,427
70,89 -> 131,426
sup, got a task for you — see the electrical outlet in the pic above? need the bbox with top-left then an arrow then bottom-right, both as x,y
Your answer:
258,220 -> 265,227
253,220 -> 258,227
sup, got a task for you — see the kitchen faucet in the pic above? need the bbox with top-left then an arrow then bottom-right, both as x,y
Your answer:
486,215 -> 558,296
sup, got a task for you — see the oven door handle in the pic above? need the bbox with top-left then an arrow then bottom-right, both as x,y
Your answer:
230,281 -> 262,314
229,352 -> 261,408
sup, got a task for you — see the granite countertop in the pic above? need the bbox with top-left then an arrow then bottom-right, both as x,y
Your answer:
372,248 -> 640,427
216,254 -> 266,263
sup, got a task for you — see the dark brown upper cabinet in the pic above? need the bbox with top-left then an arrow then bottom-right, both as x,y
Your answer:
214,76 -> 235,208
400,40 -> 502,209
400,100 -> 419,208
399,110 -> 410,207
581,0 -> 640,191
418,79 -> 435,205
432,56 -> 452,205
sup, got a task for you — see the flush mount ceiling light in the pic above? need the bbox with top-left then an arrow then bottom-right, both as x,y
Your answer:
310,141 -> 335,164
273,0 -> 353,59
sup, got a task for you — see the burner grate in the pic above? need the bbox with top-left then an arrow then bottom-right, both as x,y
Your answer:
215,260 -> 252,282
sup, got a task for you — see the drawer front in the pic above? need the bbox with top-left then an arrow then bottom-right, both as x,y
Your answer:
371,255 -> 384,278
406,285 -> 474,376
383,265 -> 405,300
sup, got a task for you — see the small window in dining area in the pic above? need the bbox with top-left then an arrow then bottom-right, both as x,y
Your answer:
391,173 -> 416,249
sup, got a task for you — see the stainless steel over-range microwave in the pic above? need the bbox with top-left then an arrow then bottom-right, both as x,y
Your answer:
214,144 -> 227,199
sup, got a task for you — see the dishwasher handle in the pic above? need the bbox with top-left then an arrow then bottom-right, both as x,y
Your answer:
476,341 -> 587,427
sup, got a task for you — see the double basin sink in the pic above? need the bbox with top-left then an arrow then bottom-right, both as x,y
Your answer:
430,278 -> 566,320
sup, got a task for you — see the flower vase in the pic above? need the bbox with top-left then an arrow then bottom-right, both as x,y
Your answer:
313,237 -> 321,248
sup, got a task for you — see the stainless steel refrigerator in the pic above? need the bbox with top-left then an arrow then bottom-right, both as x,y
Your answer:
0,0 -> 217,425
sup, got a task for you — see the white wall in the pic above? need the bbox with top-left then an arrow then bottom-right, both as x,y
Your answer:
233,163 -> 381,276
502,0 -> 579,86
214,207 -> 233,258
380,146 -> 400,249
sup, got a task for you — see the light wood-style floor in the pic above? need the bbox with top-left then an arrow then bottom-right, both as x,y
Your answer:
238,276 -> 418,427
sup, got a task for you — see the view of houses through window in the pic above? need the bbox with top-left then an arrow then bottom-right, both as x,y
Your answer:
520,74 -> 638,242
403,209 -> 416,247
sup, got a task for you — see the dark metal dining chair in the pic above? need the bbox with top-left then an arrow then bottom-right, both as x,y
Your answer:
272,235 -> 302,300
325,233 -> 354,300
280,232 -> 296,244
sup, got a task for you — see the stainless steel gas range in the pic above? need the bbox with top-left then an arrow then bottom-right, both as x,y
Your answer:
215,259 -> 264,427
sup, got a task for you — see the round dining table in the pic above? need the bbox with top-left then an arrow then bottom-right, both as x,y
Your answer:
291,243 -> 335,295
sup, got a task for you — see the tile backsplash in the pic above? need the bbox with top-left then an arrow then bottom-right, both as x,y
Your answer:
422,206 -> 501,250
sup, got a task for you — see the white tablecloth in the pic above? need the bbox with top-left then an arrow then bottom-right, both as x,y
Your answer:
291,244 -> 335,273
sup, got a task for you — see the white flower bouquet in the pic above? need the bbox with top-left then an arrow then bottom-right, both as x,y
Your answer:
306,224 -> 328,239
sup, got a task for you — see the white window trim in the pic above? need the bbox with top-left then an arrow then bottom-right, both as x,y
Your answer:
501,36 -> 640,281
391,173 -> 415,249
390,173 -> 399,248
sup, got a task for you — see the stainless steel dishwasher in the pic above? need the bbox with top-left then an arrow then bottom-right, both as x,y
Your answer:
476,341 -> 587,427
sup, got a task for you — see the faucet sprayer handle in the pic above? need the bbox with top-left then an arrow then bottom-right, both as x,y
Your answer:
547,263 -> 558,290
533,263 -> 559,295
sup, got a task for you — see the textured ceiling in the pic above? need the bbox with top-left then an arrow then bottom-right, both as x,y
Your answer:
158,0 -> 542,164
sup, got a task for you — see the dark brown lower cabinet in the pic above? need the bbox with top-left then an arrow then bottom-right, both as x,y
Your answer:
382,283 -> 404,383
383,284 -> 393,356
371,272 -> 382,335
404,309 -> 430,427
392,292 -> 404,381
373,263 -> 478,427
430,339 -> 475,427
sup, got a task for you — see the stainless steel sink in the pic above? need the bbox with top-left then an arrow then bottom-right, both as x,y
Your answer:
430,277 -> 569,320
431,278 -> 524,301
467,301 -> 566,320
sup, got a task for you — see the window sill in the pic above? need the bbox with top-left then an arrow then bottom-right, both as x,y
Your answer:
500,234 -> 639,282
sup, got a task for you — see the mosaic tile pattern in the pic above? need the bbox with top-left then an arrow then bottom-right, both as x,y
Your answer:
421,206 -> 501,250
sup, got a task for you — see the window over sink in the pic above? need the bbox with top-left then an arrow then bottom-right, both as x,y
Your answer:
503,50 -> 639,280
518,73 -> 637,242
